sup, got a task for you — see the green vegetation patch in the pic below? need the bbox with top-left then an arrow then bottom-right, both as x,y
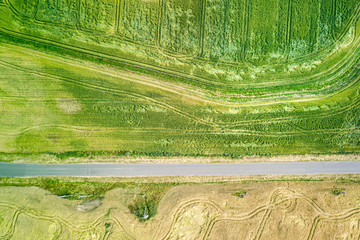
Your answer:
128,185 -> 172,222
232,190 -> 247,198
331,188 -> 346,196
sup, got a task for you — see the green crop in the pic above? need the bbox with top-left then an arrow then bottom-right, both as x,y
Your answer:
0,0 -> 359,158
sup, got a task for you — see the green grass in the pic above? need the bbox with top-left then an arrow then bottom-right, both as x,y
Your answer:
0,0 -> 359,158
0,39 -> 359,156
0,176 -> 176,200
1,0 -> 359,86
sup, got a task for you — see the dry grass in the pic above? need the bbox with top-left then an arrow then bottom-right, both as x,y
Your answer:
0,176 -> 360,239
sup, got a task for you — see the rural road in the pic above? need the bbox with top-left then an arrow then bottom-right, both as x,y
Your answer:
0,161 -> 359,177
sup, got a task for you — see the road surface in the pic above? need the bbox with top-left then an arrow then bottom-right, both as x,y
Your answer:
0,161 -> 359,177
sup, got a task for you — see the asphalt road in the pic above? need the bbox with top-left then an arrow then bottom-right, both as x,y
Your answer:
0,161 -> 359,177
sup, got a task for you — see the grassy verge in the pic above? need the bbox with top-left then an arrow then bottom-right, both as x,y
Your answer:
0,152 -> 358,164
0,176 -> 178,200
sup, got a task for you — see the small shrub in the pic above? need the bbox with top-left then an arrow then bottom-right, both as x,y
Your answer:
232,190 -> 247,198
128,194 -> 157,222
332,188 -> 345,195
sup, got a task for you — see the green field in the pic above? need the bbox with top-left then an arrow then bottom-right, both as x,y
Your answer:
0,0 -> 359,158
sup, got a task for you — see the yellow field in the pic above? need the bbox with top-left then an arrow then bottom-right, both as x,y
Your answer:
1,177 -> 360,239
